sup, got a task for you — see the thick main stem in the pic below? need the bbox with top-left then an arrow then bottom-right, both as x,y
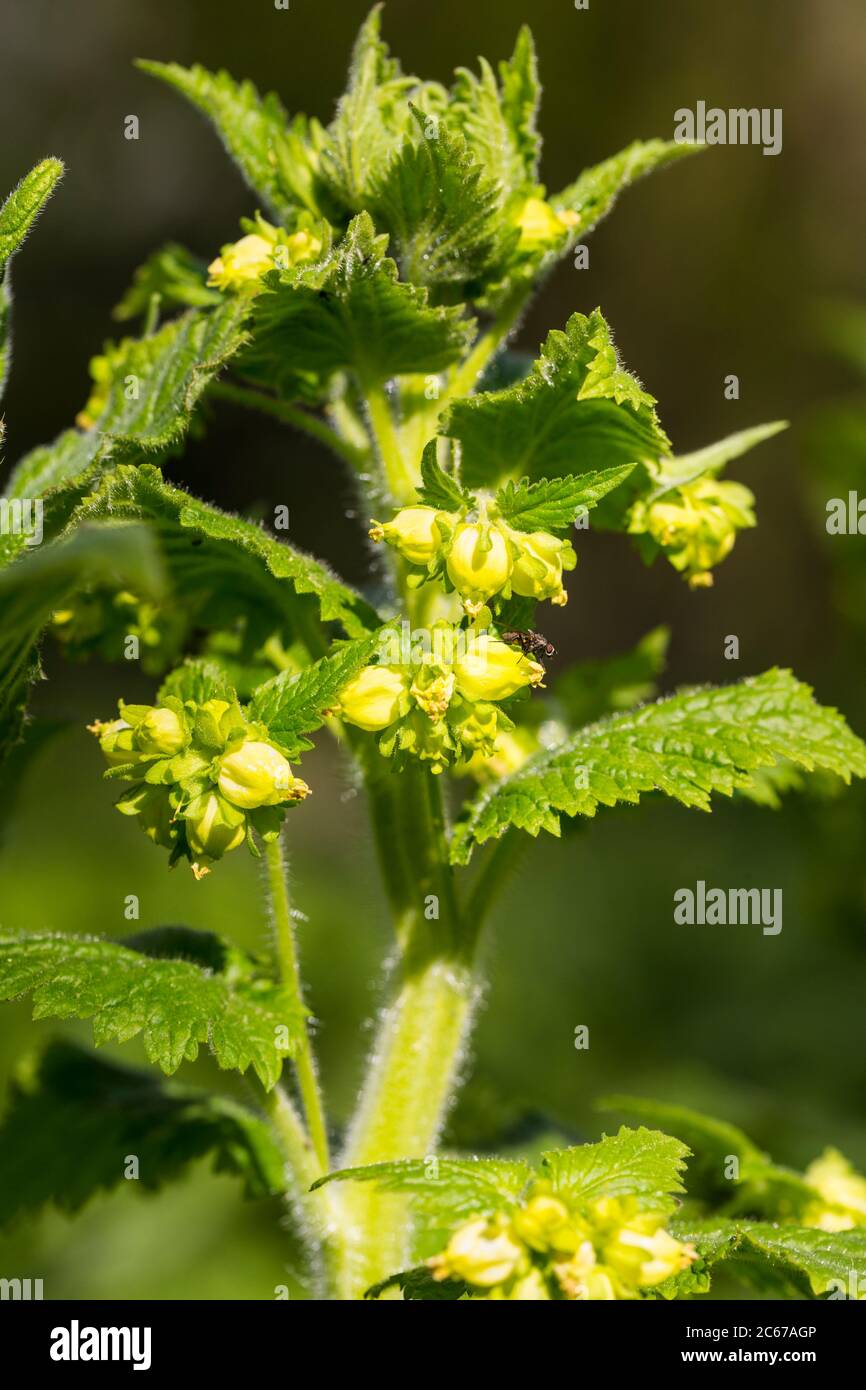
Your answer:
326,764 -> 478,1298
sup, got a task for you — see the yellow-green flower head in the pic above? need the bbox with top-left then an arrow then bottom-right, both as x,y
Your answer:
454,635 -> 544,703
409,656 -> 455,722
513,195 -> 578,252
369,506 -> 448,567
601,1208 -> 697,1289
551,1240 -> 604,1299
446,521 -> 512,615
184,791 -> 247,864
218,740 -> 309,810
208,233 -> 276,290
451,701 -> 501,758
512,1194 -> 583,1255
274,226 -> 323,269
803,1149 -> 866,1231
338,665 -> 409,732
510,530 -> 577,606
135,707 -> 187,757
89,718 -> 143,768
429,1216 -> 524,1289
632,477 -> 756,588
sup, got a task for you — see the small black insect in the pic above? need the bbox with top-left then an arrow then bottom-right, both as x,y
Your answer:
501,629 -> 556,662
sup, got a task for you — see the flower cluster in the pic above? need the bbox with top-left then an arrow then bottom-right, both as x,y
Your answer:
628,477 -> 756,588
802,1149 -> 866,1232
337,623 -> 545,774
207,212 -> 326,292
89,695 -> 310,877
370,505 -> 576,616
52,588 -> 189,676
428,1186 -> 697,1300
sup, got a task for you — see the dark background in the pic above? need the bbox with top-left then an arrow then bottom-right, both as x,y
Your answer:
1,0 -> 865,1298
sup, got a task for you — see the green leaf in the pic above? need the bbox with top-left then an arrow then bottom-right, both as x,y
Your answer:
250,630 -> 384,757
496,26 -> 541,184
0,1040 -> 285,1226
553,627 -> 669,727
136,61 -> 300,222
452,668 -> 866,862
83,301 -> 249,450
552,138 -> 701,239
642,420 -> 788,502
415,439 -> 471,511
674,1218 -> 866,1299
443,308 -> 669,489
494,466 -> 634,532
0,931 -> 305,1088
113,242 -> 221,322
600,1095 -> 820,1217
0,158 -> 64,403
157,657 -> 237,708
0,157 -> 63,275
241,213 -> 473,400
311,1155 -> 533,1225
70,463 -> 380,641
319,6 -> 420,213
1,302 -> 248,530
540,1127 -> 689,1213
0,523 -> 163,761
368,107 -> 511,288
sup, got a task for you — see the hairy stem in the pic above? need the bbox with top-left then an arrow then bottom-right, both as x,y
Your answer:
365,383 -> 416,504
263,835 -> 330,1173
328,764 -> 478,1297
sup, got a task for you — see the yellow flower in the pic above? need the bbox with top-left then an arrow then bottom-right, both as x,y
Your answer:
446,522 -> 512,614
510,530 -> 577,606
89,718 -> 143,768
512,1194 -> 582,1255
513,195 -> 577,251
551,1240 -> 601,1298
218,740 -> 307,810
409,657 -> 455,722
631,477 -> 756,588
602,1210 -> 697,1288
370,506 -> 447,566
454,636 -> 544,702
275,227 -> 323,268
429,1217 -> 524,1288
338,665 -> 408,731
803,1150 -> 866,1231
208,233 -> 276,290
135,707 -> 186,757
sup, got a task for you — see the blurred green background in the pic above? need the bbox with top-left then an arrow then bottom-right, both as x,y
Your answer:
2,0 -> 866,1298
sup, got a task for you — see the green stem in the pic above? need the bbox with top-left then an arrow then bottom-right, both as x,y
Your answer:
263,835 -> 330,1173
327,765 -> 477,1298
365,383 -> 415,504
211,380 -> 367,472
447,287 -> 529,401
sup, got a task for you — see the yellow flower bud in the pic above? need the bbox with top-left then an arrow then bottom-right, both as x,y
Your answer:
218,740 -> 306,810
115,783 -> 176,850
338,665 -> 408,731
207,234 -> 276,290
429,1217 -> 524,1288
513,196 -> 576,251
454,637 -> 544,703
510,530 -> 576,606
512,1194 -> 582,1254
369,506 -> 447,566
135,707 -> 186,757
446,522 -> 512,612
185,792 -> 247,862
276,227 -> 323,268
803,1150 -> 866,1231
